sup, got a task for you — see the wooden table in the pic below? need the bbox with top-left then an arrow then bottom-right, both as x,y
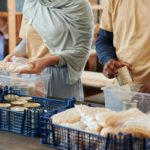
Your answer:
81,71 -> 114,88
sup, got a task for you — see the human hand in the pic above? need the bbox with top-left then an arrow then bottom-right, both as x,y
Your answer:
103,59 -> 132,78
3,54 -> 13,62
3,53 -> 25,62
16,58 -> 47,74
17,55 -> 60,74
139,82 -> 150,93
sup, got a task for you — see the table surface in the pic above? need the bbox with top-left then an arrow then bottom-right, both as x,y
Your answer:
0,131 -> 55,150
81,71 -> 114,88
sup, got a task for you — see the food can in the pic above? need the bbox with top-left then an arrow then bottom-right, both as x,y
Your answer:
117,66 -> 133,86
122,100 -> 138,110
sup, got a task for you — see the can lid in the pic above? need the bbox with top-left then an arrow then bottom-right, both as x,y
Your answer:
24,103 -> 40,108
17,96 -> 32,101
10,106 -> 28,112
11,100 -> 28,105
122,100 -> 138,110
0,103 -> 11,108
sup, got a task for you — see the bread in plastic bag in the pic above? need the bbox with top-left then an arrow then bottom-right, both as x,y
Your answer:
52,108 -> 80,124
104,108 -> 145,127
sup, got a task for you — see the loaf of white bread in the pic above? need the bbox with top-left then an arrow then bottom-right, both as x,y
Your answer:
75,105 -> 110,132
52,108 -> 81,124
0,61 -> 34,73
51,105 -> 150,138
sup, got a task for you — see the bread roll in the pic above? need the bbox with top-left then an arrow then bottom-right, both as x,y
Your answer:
104,108 -> 145,127
75,105 -> 110,132
95,111 -> 117,127
0,61 -> 34,73
124,126 -> 150,138
122,115 -> 150,138
7,63 -> 18,72
81,117 -> 102,133
14,64 -> 34,72
75,105 -> 110,118
52,108 -> 80,124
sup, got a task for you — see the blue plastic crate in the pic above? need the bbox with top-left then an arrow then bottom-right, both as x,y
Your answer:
0,87 -> 75,137
40,111 -> 150,150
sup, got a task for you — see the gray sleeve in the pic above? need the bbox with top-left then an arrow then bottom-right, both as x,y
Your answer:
57,56 -> 66,66
14,39 -> 26,56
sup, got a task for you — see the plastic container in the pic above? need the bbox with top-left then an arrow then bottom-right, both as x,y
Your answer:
40,111 -> 150,150
0,72 -> 50,97
0,87 -> 75,137
102,84 -> 150,112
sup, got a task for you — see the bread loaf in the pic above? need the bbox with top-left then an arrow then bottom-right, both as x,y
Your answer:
122,115 -> 150,138
75,105 -> 110,117
95,111 -> 116,127
124,126 -> 150,138
104,108 -> 145,127
0,61 -> 33,73
75,105 -> 110,132
52,108 -> 80,124
14,64 -> 34,72
81,117 -> 102,133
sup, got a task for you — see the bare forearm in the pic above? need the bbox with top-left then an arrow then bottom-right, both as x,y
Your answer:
43,54 -> 60,67
15,54 -> 60,74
